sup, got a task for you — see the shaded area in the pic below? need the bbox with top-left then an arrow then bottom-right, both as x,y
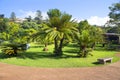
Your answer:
0,51 -> 79,60
92,62 -> 100,65
0,43 -> 80,59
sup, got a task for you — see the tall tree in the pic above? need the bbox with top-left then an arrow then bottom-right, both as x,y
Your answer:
44,9 -> 78,56
109,2 -> 120,24
10,12 -> 16,22
34,10 -> 42,24
107,2 -> 120,33
76,20 -> 103,57
26,16 -> 32,22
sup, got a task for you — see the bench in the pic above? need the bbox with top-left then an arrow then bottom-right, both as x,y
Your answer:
97,57 -> 113,64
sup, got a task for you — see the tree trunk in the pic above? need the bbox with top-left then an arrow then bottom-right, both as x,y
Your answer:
54,37 -> 64,56
54,37 -> 59,56
13,47 -> 18,55
81,45 -> 87,57
43,43 -> 48,51
58,37 -> 64,56
91,42 -> 95,50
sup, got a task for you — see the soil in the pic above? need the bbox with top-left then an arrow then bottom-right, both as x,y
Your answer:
0,54 -> 120,80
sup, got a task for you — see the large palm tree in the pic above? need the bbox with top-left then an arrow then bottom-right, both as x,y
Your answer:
43,9 -> 78,56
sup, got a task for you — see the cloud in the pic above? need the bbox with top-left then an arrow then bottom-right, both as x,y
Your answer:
42,12 -> 48,20
87,16 -> 110,26
18,10 -> 48,20
18,10 -> 36,19
18,10 -> 109,26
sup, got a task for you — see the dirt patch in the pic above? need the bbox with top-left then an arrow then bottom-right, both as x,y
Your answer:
0,61 -> 120,80
116,53 -> 120,57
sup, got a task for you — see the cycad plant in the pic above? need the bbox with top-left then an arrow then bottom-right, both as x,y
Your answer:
43,9 -> 78,56
76,20 -> 103,57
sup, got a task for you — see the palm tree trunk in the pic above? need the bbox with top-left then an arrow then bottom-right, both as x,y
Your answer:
91,42 -> 95,50
81,45 -> 87,57
43,43 -> 48,51
58,37 -> 64,56
54,37 -> 64,56
54,37 -> 59,55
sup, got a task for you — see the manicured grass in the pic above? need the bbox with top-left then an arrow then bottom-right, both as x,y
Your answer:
0,43 -> 119,68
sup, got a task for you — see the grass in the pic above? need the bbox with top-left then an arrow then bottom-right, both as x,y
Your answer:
0,43 -> 119,68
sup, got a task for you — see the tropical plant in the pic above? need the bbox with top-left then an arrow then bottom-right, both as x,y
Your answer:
43,9 -> 78,56
31,23 -> 51,51
76,20 -> 103,57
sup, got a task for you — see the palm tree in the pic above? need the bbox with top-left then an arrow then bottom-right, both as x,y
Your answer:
76,20 -> 103,57
43,9 -> 78,56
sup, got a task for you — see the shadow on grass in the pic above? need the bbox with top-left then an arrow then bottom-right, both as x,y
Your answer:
63,48 -> 79,54
94,46 -> 115,52
92,62 -> 101,65
66,43 -> 79,48
0,51 -> 80,60
30,45 -> 44,48
17,51 -> 54,59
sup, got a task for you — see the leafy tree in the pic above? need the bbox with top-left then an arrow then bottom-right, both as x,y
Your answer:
10,12 -> 16,22
107,26 -> 120,33
0,32 -> 10,41
44,9 -> 78,56
0,18 -> 10,41
107,2 -> 120,33
109,2 -> 120,24
18,28 -> 37,43
0,18 -> 9,33
34,10 -> 42,24
7,22 -> 20,43
25,16 -> 32,22
21,21 -> 39,30
76,20 -> 103,57
0,14 -> 4,18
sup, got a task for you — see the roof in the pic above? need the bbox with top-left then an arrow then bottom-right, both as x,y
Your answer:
103,33 -> 120,36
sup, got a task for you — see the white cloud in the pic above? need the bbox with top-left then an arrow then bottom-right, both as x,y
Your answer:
18,10 -> 109,26
87,16 -> 110,26
18,10 -> 48,20
18,10 -> 36,19
42,12 -> 48,20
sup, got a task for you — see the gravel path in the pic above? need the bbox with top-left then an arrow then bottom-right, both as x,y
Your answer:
0,55 -> 120,80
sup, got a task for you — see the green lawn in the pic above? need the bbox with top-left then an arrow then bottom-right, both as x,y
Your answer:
0,43 -> 119,68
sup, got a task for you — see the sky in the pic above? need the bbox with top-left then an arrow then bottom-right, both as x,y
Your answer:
0,0 -> 119,26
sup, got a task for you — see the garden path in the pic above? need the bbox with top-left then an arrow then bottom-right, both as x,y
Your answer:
0,54 -> 120,80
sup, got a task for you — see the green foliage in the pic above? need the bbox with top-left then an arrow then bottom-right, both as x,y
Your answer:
34,10 -> 42,24
108,2 -> 120,33
0,18 -> 9,32
0,43 -> 119,68
47,9 -> 61,18
21,21 -> 39,30
1,43 -> 26,56
107,26 -> 120,33
0,32 -> 10,40
76,20 -> 103,57
45,9 -> 78,56
109,2 -> 120,22
7,22 -> 20,42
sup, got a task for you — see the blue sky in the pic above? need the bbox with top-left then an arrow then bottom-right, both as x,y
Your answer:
0,0 -> 119,25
